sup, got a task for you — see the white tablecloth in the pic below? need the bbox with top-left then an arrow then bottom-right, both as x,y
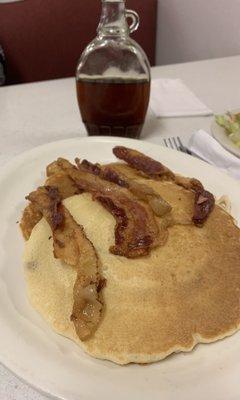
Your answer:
1,55 -> 240,400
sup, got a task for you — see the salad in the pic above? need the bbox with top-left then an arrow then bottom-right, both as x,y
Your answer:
215,111 -> 240,148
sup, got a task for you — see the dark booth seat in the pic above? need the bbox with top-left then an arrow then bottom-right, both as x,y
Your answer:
0,0 -> 157,85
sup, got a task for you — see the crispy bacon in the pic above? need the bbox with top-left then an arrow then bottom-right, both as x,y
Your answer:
101,166 -> 129,188
26,186 -> 104,340
26,186 -> 64,231
77,159 -> 172,217
80,159 -> 102,177
20,203 -> 42,240
22,187 -> 59,241
79,159 -> 129,188
56,158 -> 163,258
46,160 -> 65,177
45,173 -> 80,199
113,146 -> 215,226
174,175 -> 204,192
113,146 -> 175,179
77,159 -> 128,188
193,190 -> 215,226
21,166 -> 80,240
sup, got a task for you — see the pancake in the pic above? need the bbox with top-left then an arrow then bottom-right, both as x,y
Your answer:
23,184 -> 240,364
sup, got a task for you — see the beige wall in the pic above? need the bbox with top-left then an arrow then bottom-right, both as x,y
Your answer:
156,0 -> 240,65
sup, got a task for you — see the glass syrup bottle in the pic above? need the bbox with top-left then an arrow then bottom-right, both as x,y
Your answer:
76,0 -> 151,138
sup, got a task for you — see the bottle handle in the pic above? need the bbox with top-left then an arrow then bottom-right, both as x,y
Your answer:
125,9 -> 140,33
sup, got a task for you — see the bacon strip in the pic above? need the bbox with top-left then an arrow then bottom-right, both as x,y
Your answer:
20,203 -> 42,240
45,173 -> 80,199
56,158 -> 164,258
193,190 -> 215,226
174,175 -> 204,192
21,163 -> 80,241
113,146 -> 215,226
26,186 -> 104,340
113,146 -> 175,179
26,186 -> 64,230
77,159 -> 172,217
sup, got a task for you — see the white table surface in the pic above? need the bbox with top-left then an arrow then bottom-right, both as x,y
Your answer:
0,55 -> 240,400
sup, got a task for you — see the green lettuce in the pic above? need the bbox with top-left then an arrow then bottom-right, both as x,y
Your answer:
215,112 -> 240,148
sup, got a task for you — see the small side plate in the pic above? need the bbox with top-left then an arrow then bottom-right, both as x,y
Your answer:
211,109 -> 240,158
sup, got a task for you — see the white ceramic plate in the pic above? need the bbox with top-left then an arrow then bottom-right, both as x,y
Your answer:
1,136 -> 240,400
211,110 -> 240,158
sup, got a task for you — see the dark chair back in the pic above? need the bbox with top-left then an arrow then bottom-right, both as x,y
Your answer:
0,0 -> 157,84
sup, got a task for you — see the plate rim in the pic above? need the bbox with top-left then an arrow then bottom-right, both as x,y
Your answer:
1,135 -> 240,186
